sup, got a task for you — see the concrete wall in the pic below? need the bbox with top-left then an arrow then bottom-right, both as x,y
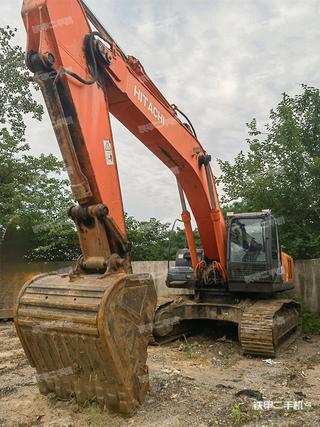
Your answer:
0,262 -> 73,319
0,260 -> 187,319
1,259 -> 319,318
132,261 -> 191,297
293,259 -> 320,313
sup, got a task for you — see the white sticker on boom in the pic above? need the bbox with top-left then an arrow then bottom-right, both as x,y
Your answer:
103,140 -> 114,165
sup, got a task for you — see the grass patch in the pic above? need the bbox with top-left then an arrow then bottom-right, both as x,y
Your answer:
302,308 -> 320,334
230,403 -> 263,426
231,403 -> 245,425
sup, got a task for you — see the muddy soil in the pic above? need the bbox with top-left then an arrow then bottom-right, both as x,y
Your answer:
0,321 -> 319,426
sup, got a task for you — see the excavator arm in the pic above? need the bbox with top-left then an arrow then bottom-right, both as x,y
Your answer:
15,0 -> 227,415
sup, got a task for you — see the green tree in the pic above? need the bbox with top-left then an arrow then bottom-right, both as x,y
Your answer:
125,215 -> 170,261
217,85 -> 320,259
125,215 -> 200,261
0,26 -> 77,262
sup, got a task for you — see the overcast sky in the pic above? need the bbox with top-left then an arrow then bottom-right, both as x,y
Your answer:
1,0 -> 320,224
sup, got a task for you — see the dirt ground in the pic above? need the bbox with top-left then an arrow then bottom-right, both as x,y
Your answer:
0,320 -> 319,427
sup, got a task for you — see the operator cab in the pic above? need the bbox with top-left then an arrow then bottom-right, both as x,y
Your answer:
166,210 -> 293,294
227,210 -> 293,293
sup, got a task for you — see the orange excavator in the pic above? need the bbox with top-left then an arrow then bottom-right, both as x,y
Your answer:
15,0 -> 300,416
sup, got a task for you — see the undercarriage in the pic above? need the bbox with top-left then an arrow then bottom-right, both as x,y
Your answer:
153,294 -> 300,357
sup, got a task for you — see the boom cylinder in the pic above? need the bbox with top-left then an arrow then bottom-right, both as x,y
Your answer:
177,180 -> 199,270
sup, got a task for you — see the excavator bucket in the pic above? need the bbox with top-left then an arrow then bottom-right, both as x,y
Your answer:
14,271 -> 157,415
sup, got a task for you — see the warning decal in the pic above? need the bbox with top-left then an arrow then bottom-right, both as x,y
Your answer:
103,140 -> 114,165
